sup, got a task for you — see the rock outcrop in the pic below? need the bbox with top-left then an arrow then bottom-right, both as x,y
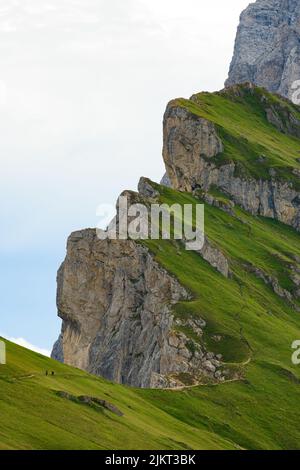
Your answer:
51,334 -> 64,363
226,0 -> 300,100
163,99 -> 300,231
160,173 -> 172,187
138,177 -> 159,199
245,263 -> 294,303
224,81 -> 300,138
163,103 -> 223,192
56,392 -> 124,416
52,229 -> 226,388
197,237 -> 230,278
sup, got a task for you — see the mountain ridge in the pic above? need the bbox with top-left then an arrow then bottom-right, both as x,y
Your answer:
163,83 -> 300,231
52,83 -> 300,393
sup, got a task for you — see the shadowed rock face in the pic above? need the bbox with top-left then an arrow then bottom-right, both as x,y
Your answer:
162,97 -> 300,232
226,0 -> 300,99
52,229 -> 226,388
163,104 -> 223,193
160,172 -> 172,188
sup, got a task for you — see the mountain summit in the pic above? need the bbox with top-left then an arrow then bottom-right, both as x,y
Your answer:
226,0 -> 300,99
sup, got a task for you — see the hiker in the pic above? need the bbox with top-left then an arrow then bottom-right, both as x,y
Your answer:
45,370 -> 48,376
51,371 -> 55,376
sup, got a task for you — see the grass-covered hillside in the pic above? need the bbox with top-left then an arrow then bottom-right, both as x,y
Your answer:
2,84 -> 300,450
142,181 -> 300,450
175,83 -> 300,189
1,177 -> 300,450
0,338 -> 235,450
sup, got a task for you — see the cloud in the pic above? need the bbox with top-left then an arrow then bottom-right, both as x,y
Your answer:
1,334 -> 51,357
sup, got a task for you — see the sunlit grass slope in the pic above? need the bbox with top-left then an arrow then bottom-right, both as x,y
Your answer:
0,339 -> 233,450
176,84 -> 300,189
141,181 -> 300,450
1,180 -> 300,449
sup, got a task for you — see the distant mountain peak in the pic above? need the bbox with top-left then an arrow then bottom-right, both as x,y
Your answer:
226,0 -> 300,99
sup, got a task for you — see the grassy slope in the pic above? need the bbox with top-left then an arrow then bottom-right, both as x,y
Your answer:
1,85 -> 300,450
1,184 -> 300,450
176,85 -> 300,189
0,339 -> 234,450
140,182 -> 300,450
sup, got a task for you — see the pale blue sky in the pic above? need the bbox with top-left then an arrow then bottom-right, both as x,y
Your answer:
0,0 -> 250,354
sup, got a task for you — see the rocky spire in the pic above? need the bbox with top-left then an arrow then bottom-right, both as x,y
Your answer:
226,0 -> 300,99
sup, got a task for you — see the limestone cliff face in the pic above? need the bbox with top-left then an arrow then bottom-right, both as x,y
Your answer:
163,100 -> 300,231
52,229 -> 226,388
53,82 -> 300,387
226,0 -> 300,99
163,103 -> 223,192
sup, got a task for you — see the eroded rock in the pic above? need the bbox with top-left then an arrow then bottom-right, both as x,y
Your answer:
163,101 -> 300,231
196,236 -> 230,278
226,0 -> 300,100
52,230 -> 226,388
56,391 -> 123,416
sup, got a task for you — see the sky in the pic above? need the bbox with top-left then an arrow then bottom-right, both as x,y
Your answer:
0,0 -> 251,355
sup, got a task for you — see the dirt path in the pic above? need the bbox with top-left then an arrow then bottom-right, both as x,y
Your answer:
11,355 -> 252,391
162,354 -> 252,392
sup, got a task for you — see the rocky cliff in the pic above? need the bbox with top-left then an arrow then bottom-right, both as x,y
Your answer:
226,0 -> 300,100
163,84 -> 300,231
53,82 -> 300,388
52,227 -> 227,388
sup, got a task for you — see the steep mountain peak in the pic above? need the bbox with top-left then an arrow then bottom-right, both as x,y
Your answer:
226,0 -> 300,99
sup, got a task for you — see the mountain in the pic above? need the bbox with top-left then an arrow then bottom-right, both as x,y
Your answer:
42,0 -> 300,449
52,83 -> 300,396
2,82 -> 300,449
163,83 -> 300,230
226,0 -> 300,99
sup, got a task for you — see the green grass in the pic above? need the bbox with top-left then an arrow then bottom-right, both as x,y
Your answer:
1,84 -> 300,450
139,182 -> 300,450
1,181 -> 300,450
0,339 -> 234,450
174,84 -> 300,189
